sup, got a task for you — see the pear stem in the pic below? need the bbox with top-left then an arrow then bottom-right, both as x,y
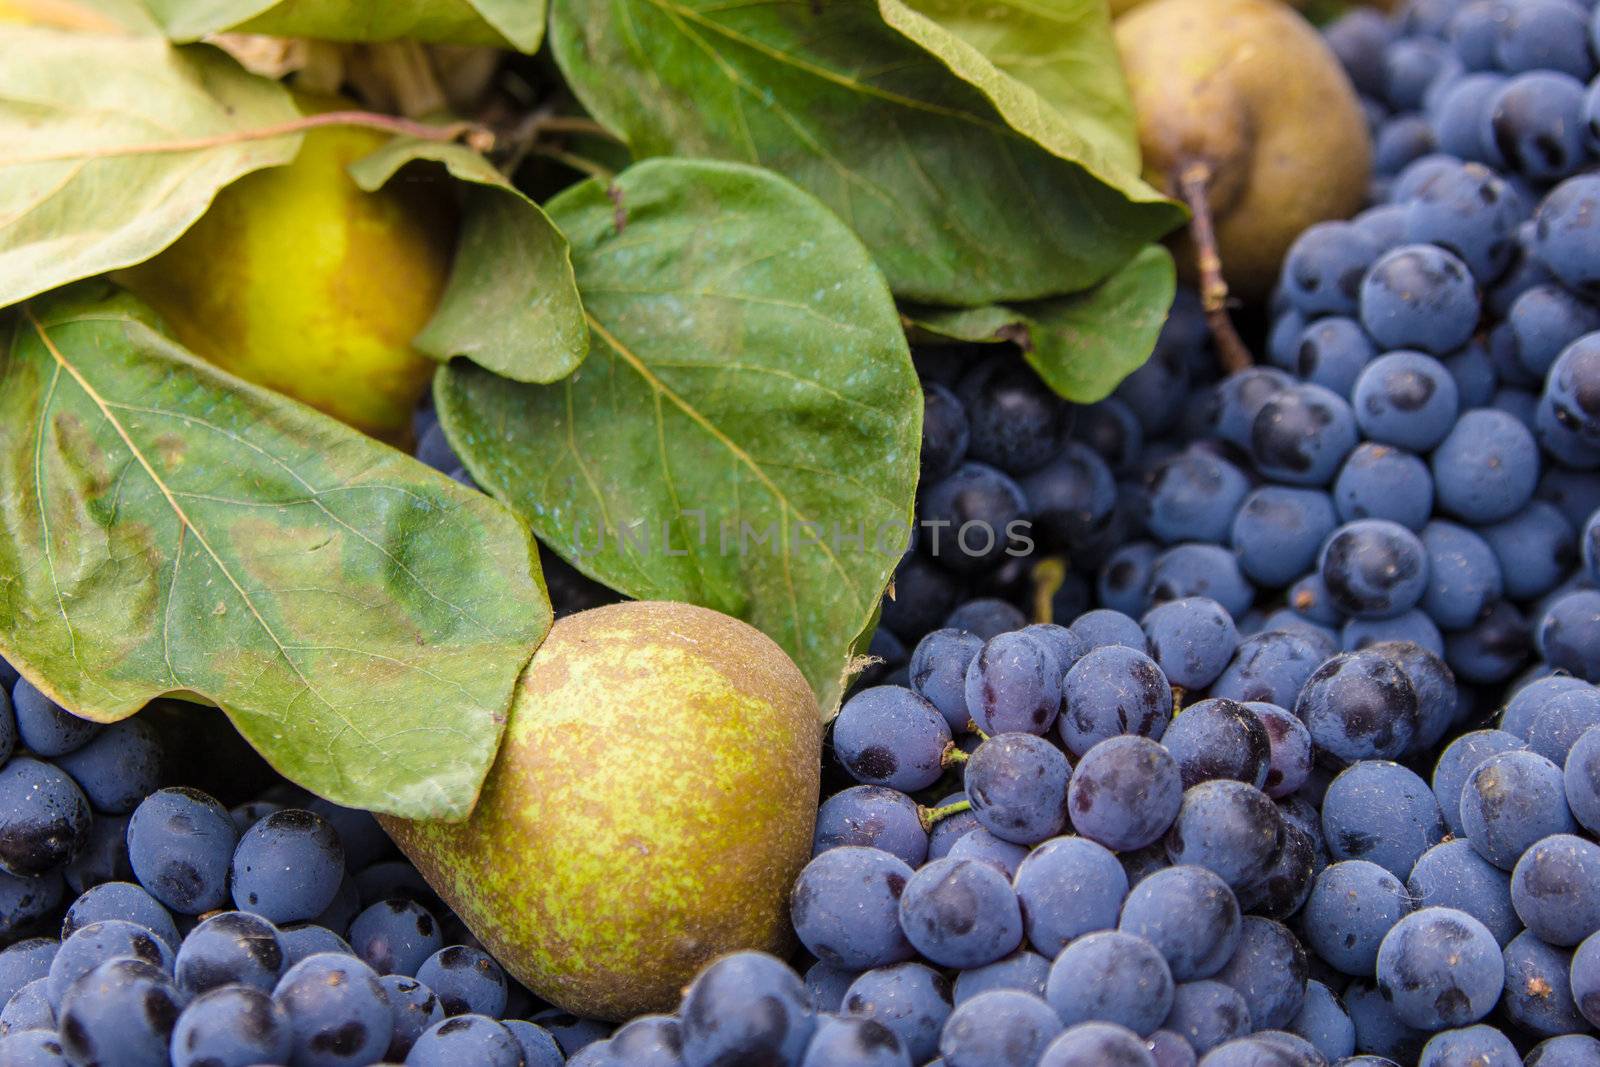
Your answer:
1175,160 -> 1253,376
919,799 -> 972,832
6,110 -> 493,167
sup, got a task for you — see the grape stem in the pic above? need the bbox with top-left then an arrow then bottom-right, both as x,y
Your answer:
941,742 -> 969,768
964,721 -> 990,741
919,799 -> 972,833
1175,160 -> 1254,375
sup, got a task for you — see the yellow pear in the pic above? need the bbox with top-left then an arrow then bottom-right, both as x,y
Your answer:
1117,0 -> 1370,362
383,601 -> 822,1021
117,102 -> 454,445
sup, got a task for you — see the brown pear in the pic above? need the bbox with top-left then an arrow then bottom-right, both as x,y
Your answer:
383,601 -> 822,1021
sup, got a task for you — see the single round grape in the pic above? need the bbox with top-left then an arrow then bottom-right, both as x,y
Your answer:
1489,71 -> 1590,181
812,785 -> 927,869
1141,598 -> 1239,692
1333,444 -> 1434,532
1289,980 -> 1355,1062
1249,383 -> 1360,487
1144,450 -> 1250,547
1059,645 -> 1172,756
1408,839 -> 1522,947
1418,520 -> 1504,631
791,846 -> 914,971
1535,175 -> 1600,295
1148,544 -> 1255,619
1162,981 -> 1251,1056
1360,245 -> 1480,355
1528,686 -> 1600,765
1322,760 -> 1446,878
381,974 -> 444,1060
920,381 -> 969,483
1377,907 -> 1503,1029
965,632 -> 1064,737
1211,631 -> 1329,710
1247,703 -> 1313,800
1021,443 -> 1119,553
841,962 -> 950,1065
170,984 -> 292,1067
1510,833 -> 1600,946
57,958 -> 179,1067
957,356 -> 1070,474
229,808 -> 345,925
1161,698 -> 1270,790
1303,860 -> 1413,976
1164,781 -> 1283,891
61,881 -> 178,952
1100,542 -> 1161,618
9,681 -> 98,759
951,951 -> 1049,1005
346,898 -> 442,977
414,945 -> 507,1019
1319,519 -> 1430,621
920,462 -> 1029,572
1294,650 -> 1420,762
1341,977 -> 1428,1063
1039,1022 -> 1157,1067
1119,865 -> 1241,982
1418,1024 -> 1519,1067
174,911 -> 283,997
0,758 -> 90,879
832,686 -> 952,792
1537,590 -> 1600,681
898,857 -> 1021,969
1013,836 -> 1127,956
1565,725 -> 1600,834
127,787 -> 236,915
1213,917 -> 1308,1032
1504,930 -> 1586,1037
964,733 -> 1071,845
1068,735 -> 1182,851
1046,930 -> 1173,1036
1234,821 -> 1317,921
47,919 -> 173,1007
53,718 -> 163,816
1526,1034 -> 1600,1065
938,989 -> 1063,1067
1444,600 -> 1532,685
946,827 -> 1029,878
908,628 -> 983,735
0,976 -> 54,1038
407,1014 -> 524,1067
1462,749 -> 1576,869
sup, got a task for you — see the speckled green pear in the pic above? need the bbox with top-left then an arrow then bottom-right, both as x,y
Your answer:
382,601 -> 822,1021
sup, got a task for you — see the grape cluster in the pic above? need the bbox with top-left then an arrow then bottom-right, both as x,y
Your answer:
0,658 -> 622,1067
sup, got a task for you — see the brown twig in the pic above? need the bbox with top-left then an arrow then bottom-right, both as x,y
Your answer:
1176,160 -> 1253,375
5,110 -> 491,167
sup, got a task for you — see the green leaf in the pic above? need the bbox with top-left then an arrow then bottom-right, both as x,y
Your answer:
437,158 -> 921,715
0,0 -> 161,34
0,284 -> 551,820
879,0 -> 1144,187
349,140 -> 588,385
0,28 -> 302,311
142,0 -> 544,51
904,244 -> 1176,402
548,0 -> 1184,307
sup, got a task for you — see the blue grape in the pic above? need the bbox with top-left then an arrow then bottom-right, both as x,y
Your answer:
1333,444 -> 1434,531
1212,631 -> 1330,709
841,962 -> 950,1064
1295,650 -> 1421,761
1359,245 -> 1480,355
0,1029 -> 64,1066
1013,836 -> 1126,955
0,757 -> 89,879
812,786 -> 927,869
1231,488 -> 1339,588
1021,443 -> 1119,552
1296,318 -> 1378,398
1214,918 -> 1308,1031
1342,978 -> 1428,1062
127,787 -> 236,914
47,919 -> 173,1007
1537,590 -> 1600,680
1073,397 -> 1145,473
1418,1024 -> 1519,1067
1145,450 -> 1250,547
920,381 -> 969,483
938,989 -> 1062,1067
791,846 -> 914,971
170,984 -> 292,1067
1377,907 -> 1503,1029
1059,645 -> 1172,756
1376,114 -> 1441,176
1100,543 -> 1161,617
1565,725 -> 1600,833
965,633 -> 1063,737
963,733 -> 1070,845
1587,506 -> 1600,579
1248,704 -> 1313,799
1432,73 -> 1508,161
229,808 -> 344,925
600,1015 -> 681,1067
1162,698 -> 1270,790
1070,608 -> 1148,653
1504,929 -> 1586,1037
1356,354 -> 1461,455
1149,544 -> 1255,618
381,974 -> 444,1059
1289,980 -> 1355,1062
1046,930 -> 1174,1036
1162,981 -> 1252,1055
882,557 -> 959,639
406,1014 -> 524,1067
272,952 -> 394,1067
678,952 -> 813,1067
1462,749 -> 1575,869
8,681 -> 97,759
1444,600 -> 1532,684
1344,611 -> 1444,659
1375,636 -> 1457,752
1490,72 -> 1590,181
908,629 -> 982,734
0,871 -> 63,947
1323,760 -> 1445,877
1038,1022 -> 1157,1067
56,958 -> 179,1067
946,827 -> 1028,877
1164,781 -> 1283,890
1539,466 -> 1600,530
1510,833 -> 1600,945
1328,8 -> 1395,96
1443,340 -> 1499,407
53,719 -> 162,815
1508,284 -> 1600,378
951,950 -> 1049,1005
0,977 -> 52,1037
347,898 -> 442,977
62,881 -> 178,951
412,945 -> 506,1019
1438,730 -> 1530,823
1249,383 -> 1361,487
1480,501 -> 1578,601
921,463 -> 1029,572
1572,929 -> 1600,1028
1386,36 -> 1455,111
1498,0 -> 1594,76
1319,519 -> 1430,620
173,910 -> 284,997
1209,369 -> 1294,448
352,860 -> 439,913
414,420 -> 459,473
1303,860 -> 1414,976
1283,222 -> 1385,318
1409,839 -> 1522,947
832,686 -> 952,792
1418,520 -> 1504,630
1117,335 -> 1192,436
898,857 -> 1021,969
804,961 -> 857,1014
1119,865 -> 1241,981
1146,1029 -> 1198,1067
798,1015 -> 907,1067
958,356 -> 1070,474
1528,686 -> 1600,764
1141,598 -> 1238,692
1534,175 -> 1600,295
528,1009 -> 613,1056
0,943 -> 53,1011
925,791 -> 979,860
1068,735 -> 1182,850
1526,1034 -> 1600,1065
